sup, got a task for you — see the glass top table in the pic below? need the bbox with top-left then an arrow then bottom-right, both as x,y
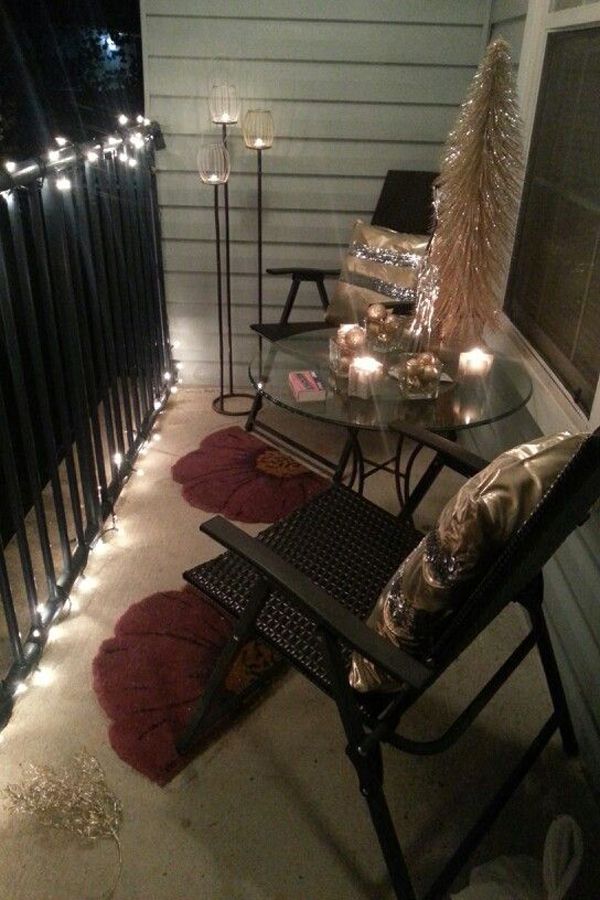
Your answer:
249,329 -> 532,436
248,328 -> 532,507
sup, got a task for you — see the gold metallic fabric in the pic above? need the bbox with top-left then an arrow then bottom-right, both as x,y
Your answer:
350,432 -> 587,692
326,221 -> 429,325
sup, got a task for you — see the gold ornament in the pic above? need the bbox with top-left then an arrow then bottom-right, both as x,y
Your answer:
3,749 -> 123,898
344,326 -> 366,351
413,38 -> 524,350
366,302 -> 387,322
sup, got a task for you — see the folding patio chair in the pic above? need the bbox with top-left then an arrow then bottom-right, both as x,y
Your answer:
254,169 -> 437,343
177,425 -> 600,899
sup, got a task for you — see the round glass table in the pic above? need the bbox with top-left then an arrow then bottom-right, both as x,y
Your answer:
247,329 -> 533,502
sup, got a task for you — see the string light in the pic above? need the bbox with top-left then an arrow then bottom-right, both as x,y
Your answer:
152,434 -> 161,442
143,117 -> 151,127
153,399 -> 162,411
4,161 -> 16,173
171,340 -> 181,350
56,176 -> 72,191
127,157 -> 137,168
113,452 -> 123,467
129,133 -> 144,149
86,150 -> 99,163
48,149 -> 60,162
176,362 -> 184,371
55,136 -> 68,147
163,371 -> 172,381
118,114 -> 129,125
136,114 -> 144,124
170,386 -> 179,394
118,150 -> 128,163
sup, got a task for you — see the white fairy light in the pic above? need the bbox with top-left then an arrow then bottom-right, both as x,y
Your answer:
136,468 -> 145,477
13,682 -> 27,697
171,339 -> 181,350
153,399 -> 162,411
129,132 -> 144,149
118,114 -> 129,125
113,452 -> 123,467
56,176 -> 71,191
4,161 -> 17,173
118,151 -> 128,163
170,386 -> 179,394
163,371 -> 172,381
128,157 -> 137,168
32,667 -> 55,687
48,149 -> 60,162
136,114 -> 144,124
86,150 -> 99,163
55,136 -> 68,147
108,136 -> 121,146
143,117 -> 151,127
175,362 -> 184,371
152,433 -> 161,442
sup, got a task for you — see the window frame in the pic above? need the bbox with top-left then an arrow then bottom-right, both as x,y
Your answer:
506,0 -> 600,431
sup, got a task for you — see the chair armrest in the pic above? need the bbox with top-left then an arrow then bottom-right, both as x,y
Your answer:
200,515 -> 434,690
267,267 -> 341,280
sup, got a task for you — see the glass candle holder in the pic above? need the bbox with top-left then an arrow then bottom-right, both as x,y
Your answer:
209,82 -> 240,124
329,324 -> 366,375
394,351 -> 442,400
348,356 -> 383,399
197,143 -> 230,184
367,313 -> 412,355
242,109 -> 274,149
458,347 -> 494,379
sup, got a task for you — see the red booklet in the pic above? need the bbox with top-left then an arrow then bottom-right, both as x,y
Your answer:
288,370 -> 326,402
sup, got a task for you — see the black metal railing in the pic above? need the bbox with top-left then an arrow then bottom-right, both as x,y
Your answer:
0,121 -> 172,727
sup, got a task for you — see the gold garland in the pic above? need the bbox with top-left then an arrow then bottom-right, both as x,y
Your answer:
3,749 -> 123,899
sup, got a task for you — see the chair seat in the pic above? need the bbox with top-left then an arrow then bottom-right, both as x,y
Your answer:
184,485 -> 421,693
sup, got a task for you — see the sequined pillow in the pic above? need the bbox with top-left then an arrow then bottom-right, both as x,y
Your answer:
349,432 -> 587,693
326,221 -> 429,325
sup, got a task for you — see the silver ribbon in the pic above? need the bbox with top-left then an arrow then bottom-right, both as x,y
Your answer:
349,242 -> 423,269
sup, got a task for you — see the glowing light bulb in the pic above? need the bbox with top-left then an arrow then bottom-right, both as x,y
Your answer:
55,136 -> 67,147
56,176 -> 72,191
153,399 -> 162,411
48,149 -> 60,162
170,386 -> 179,394
13,682 -> 27,697
176,362 -> 184,371
136,115 -> 144,124
113,452 -> 123,467
118,151 -> 128,163
152,433 -> 161,442
136,467 -> 145,477
130,132 -> 144,149
118,114 -> 129,126
164,371 -> 172,381
5,161 -> 16,173
128,157 -> 137,168
87,150 -> 99,163
143,117 -> 151,126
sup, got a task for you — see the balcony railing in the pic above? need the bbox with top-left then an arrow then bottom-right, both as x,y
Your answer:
0,122 -> 172,727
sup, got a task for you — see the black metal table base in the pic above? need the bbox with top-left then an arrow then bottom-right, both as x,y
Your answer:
246,391 -> 444,511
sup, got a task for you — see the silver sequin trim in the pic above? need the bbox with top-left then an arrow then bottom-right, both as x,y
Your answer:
342,273 -> 416,303
349,242 -> 423,269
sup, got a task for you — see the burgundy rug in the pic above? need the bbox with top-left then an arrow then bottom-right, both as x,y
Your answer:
93,586 -> 283,785
171,425 -> 328,523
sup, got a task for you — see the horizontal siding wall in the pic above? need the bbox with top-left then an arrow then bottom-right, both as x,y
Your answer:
142,0 -> 488,385
490,0 -> 528,62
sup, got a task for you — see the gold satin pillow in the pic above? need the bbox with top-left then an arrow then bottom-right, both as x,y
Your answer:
326,221 -> 429,325
349,432 -> 587,693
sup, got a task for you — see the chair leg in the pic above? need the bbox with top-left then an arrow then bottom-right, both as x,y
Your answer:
530,606 -> 578,757
316,277 -> 330,312
279,277 -> 301,324
176,578 -> 270,754
245,392 -> 263,432
320,630 -> 417,900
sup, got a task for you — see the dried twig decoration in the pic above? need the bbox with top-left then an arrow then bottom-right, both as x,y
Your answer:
3,749 -> 123,899
418,38 -> 524,349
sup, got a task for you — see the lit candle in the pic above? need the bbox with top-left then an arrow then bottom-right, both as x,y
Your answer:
458,347 -> 494,378
348,356 -> 383,399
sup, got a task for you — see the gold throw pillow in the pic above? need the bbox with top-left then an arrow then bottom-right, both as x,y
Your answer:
349,432 -> 587,693
326,221 -> 429,325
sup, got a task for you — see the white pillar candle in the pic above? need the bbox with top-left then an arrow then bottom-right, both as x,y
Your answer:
348,356 -> 383,399
458,347 -> 494,378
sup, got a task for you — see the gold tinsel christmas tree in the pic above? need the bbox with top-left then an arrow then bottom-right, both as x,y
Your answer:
414,38 -> 524,350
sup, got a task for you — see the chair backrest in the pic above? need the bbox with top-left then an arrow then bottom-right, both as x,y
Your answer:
371,170 -> 438,235
432,429 -> 600,664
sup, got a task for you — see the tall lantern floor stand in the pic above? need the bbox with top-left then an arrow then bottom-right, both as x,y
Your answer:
214,122 -> 253,417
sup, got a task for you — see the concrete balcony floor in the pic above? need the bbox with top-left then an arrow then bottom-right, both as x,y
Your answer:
0,388 -> 598,899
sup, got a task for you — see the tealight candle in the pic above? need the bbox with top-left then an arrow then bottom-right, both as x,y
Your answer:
458,347 -> 494,378
348,356 -> 383,399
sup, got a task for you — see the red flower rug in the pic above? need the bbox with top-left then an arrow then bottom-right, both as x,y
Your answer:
92,586 -> 284,785
171,425 -> 328,523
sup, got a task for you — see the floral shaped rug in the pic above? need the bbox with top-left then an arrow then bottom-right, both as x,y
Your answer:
93,586 -> 284,785
171,425 -> 328,523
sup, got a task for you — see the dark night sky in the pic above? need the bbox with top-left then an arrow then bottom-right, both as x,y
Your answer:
1,0 -> 143,157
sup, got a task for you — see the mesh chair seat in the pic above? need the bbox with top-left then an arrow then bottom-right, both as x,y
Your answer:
185,484 -> 421,693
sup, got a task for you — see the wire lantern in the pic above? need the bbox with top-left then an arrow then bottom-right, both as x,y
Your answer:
197,142 -> 230,184
209,83 -> 240,124
242,109 -> 274,150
